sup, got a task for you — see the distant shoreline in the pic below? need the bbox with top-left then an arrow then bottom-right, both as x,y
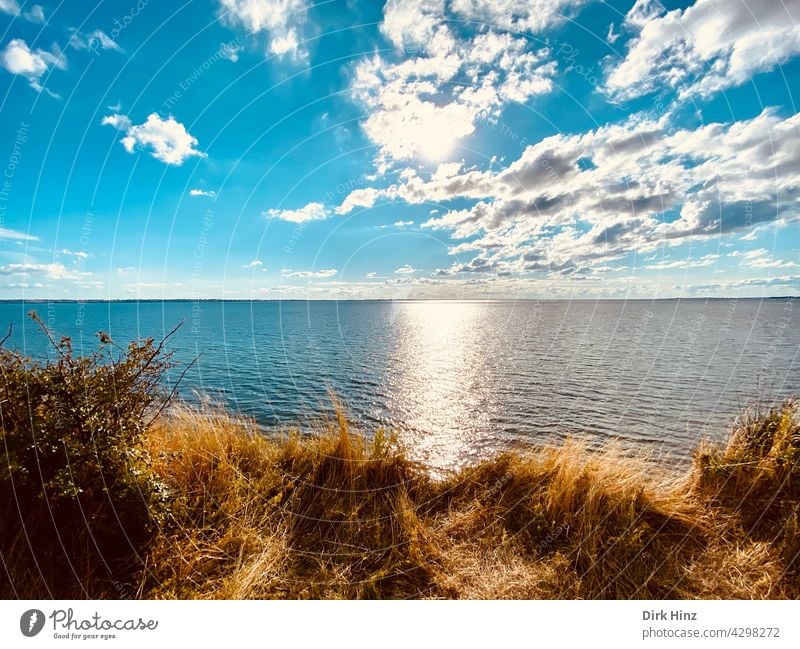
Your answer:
0,296 -> 796,304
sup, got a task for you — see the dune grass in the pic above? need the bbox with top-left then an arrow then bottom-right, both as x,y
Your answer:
133,401 -> 798,600
1,317 -> 799,599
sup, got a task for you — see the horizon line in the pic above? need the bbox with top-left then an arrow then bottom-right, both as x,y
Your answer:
0,296 -> 797,304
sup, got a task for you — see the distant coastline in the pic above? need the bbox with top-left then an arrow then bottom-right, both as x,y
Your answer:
0,296 -> 796,304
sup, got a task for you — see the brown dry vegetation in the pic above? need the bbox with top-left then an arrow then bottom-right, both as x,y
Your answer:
1,318 -> 799,599
132,402 -> 798,599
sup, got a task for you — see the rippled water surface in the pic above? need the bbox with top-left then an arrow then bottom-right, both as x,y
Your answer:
2,299 -> 798,468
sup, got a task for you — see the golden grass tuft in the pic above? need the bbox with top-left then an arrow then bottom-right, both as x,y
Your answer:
127,400 -> 800,599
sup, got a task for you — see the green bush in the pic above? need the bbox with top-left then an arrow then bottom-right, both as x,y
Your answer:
0,312 -> 176,597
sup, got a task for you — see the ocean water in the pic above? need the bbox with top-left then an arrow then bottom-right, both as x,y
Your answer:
1,298 -> 797,469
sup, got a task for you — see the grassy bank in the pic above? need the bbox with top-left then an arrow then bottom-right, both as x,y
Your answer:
1,318 -> 799,599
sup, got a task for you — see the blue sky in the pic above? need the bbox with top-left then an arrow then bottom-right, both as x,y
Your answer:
0,0 -> 798,299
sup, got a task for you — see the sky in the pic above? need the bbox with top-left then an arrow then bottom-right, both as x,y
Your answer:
0,0 -> 798,300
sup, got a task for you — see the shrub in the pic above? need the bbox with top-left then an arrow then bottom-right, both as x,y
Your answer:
693,399 -> 800,575
0,312 -> 177,597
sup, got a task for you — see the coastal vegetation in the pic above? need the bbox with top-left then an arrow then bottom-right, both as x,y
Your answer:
1,315 -> 798,599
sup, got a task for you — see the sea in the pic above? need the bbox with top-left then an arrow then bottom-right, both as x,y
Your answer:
1,298 -> 797,469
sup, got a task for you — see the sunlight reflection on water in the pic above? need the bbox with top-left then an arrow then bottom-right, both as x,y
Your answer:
386,301 -> 493,468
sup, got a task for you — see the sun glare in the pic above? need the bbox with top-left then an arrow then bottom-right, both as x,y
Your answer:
418,129 -> 457,162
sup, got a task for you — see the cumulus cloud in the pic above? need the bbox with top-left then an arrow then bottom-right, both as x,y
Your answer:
242,260 -> 263,268
218,0 -> 309,59
334,187 -> 381,214
449,0 -> 590,34
265,201 -> 326,223
0,38 -> 66,92
606,0 -> 800,100
394,265 -> 419,274
189,189 -> 217,198
330,108 -> 800,280
102,113 -> 205,165
352,1 -> 557,169
281,268 -> 337,278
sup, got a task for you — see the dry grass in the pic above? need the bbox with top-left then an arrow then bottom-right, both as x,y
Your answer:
126,400 -> 800,599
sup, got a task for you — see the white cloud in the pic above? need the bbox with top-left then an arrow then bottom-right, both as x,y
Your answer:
0,262 -> 86,280
644,253 -> 718,270
624,0 -> 665,28
449,0 -> 589,34
0,1 -> 45,23
69,29 -> 123,53
335,187 -> 381,214
219,40 -> 242,62
242,260 -> 263,268
23,4 -> 45,23
352,4 -> 557,169
394,264 -> 419,274
189,188 -> 217,198
333,108 -> 800,280
218,0 -> 308,59
0,38 -> 66,92
265,201 -> 326,223
102,113 -> 205,165
281,268 -> 337,278
393,220 -> 414,227
60,249 -> 90,260
0,227 -> 37,241
684,275 -> 800,293
734,248 -> 798,269
606,0 -> 800,100
101,113 -> 132,130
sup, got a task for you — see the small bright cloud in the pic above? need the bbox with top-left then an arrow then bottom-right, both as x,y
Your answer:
266,202 -> 327,223
189,189 -> 217,198
281,268 -> 337,278
242,260 -> 263,268
0,38 -> 66,92
335,187 -> 381,214
102,113 -> 205,165
69,29 -> 123,53
61,248 -> 90,260
218,0 -> 309,60
394,264 -> 419,274
23,4 -> 45,23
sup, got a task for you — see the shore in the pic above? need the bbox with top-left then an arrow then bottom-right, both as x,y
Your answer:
4,400 -> 799,599
0,323 -> 798,599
